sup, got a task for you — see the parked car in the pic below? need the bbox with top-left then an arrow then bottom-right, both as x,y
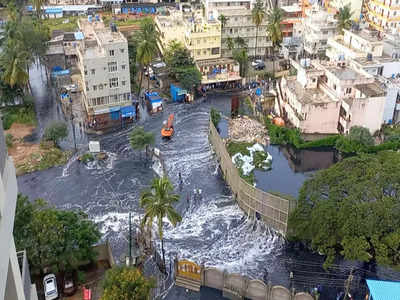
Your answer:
251,59 -> 263,67
145,67 -> 154,77
43,274 -> 58,300
254,61 -> 265,70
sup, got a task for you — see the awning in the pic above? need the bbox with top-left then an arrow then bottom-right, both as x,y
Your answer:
366,279 -> 400,300
121,106 -> 135,117
109,106 -> 120,113
94,108 -> 109,115
45,7 -> 63,14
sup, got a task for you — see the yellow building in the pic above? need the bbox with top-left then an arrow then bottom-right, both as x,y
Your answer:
365,0 -> 400,33
185,18 -> 222,61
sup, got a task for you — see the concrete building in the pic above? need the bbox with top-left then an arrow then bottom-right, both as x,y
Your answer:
302,4 -> 338,57
365,0 -> 400,33
280,59 -> 386,134
77,17 -> 134,129
324,0 -> 364,21
0,123 -> 38,300
281,4 -> 303,38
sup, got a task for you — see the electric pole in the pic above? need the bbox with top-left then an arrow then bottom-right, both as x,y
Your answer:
70,99 -> 77,152
344,268 -> 354,300
129,212 -> 132,265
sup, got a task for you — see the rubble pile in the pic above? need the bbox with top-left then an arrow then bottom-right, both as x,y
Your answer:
229,116 -> 267,145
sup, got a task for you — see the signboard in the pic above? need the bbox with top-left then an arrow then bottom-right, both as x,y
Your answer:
89,141 -> 100,153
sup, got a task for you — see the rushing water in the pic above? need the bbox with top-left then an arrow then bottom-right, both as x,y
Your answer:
17,92 -> 400,299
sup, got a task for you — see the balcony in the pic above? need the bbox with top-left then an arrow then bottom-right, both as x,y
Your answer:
17,250 -> 37,300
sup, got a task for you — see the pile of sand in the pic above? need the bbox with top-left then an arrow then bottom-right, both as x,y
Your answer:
229,116 -> 267,145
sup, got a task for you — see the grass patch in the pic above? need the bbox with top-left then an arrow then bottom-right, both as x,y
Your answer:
226,141 -> 254,156
43,17 -> 79,32
17,146 -> 72,175
102,15 -> 150,27
80,152 -> 95,163
6,133 -> 14,148
1,105 -> 36,130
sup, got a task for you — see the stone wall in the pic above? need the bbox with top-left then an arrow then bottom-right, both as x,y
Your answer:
208,119 -> 295,235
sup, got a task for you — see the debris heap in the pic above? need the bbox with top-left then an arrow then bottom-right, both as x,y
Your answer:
229,116 -> 267,145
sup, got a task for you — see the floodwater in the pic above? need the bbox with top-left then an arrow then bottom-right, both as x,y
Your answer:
17,75 -> 400,299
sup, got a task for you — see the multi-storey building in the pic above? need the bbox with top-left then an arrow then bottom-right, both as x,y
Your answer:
365,0 -> 400,33
281,4 -> 302,38
326,27 -> 400,123
302,4 -> 338,57
0,123 -> 38,300
77,17 -> 134,129
280,59 -> 386,134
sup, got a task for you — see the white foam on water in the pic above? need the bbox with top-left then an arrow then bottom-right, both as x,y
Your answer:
61,152 -> 80,177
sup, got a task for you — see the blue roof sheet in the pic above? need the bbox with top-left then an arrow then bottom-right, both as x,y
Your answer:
367,279 -> 400,300
74,32 -> 84,40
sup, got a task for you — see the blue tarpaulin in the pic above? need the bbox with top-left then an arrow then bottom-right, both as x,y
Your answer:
51,69 -> 70,77
121,106 -> 135,117
122,7 -> 128,13
366,279 -> 400,300
74,32 -> 84,40
110,106 -> 120,120
170,84 -> 185,102
45,7 -> 63,14
256,88 -> 262,96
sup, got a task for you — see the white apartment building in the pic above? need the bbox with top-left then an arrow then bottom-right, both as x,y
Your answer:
77,17 -> 133,129
204,0 -> 273,58
0,123 -> 38,300
327,27 -> 400,124
280,59 -> 386,134
302,4 -> 338,57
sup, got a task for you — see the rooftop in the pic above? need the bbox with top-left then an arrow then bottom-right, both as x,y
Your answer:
46,45 -> 65,55
354,81 -> 386,97
345,28 -> 382,44
286,78 -> 336,105
327,67 -> 359,81
281,4 -> 302,13
79,18 -> 126,45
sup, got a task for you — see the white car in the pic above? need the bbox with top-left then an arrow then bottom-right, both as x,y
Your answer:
251,59 -> 263,67
43,274 -> 58,300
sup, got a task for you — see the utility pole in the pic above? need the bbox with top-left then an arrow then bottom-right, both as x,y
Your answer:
344,268 -> 354,300
70,99 -> 77,152
129,212 -> 132,265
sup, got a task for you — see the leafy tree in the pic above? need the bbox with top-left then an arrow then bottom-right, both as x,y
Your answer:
252,0 -> 266,58
288,151 -> 400,269
13,195 -> 101,274
210,108 -> 221,128
234,36 -> 247,49
164,40 -> 194,79
140,176 -> 181,269
218,14 -> 228,29
175,66 -> 202,92
266,6 -> 283,76
226,37 -> 235,51
233,49 -> 249,77
101,267 -> 155,300
335,126 -> 374,154
337,5 -> 353,34
43,121 -> 68,147
348,126 -> 374,146
129,126 -> 155,158
128,34 -> 139,90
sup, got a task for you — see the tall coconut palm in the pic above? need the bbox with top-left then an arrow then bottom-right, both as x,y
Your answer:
0,41 -> 29,89
266,6 -> 283,79
218,14 -> 228,29
235,36 -> 247,50
252,0 -> 266,59
32,0 -> 45,18
140,176 -> 182,269
226,37 -> 235,52
233,49 -> 248,78
337,5 -> 353,34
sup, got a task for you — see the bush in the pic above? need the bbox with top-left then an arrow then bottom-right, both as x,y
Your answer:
43,122 -> 68,147
210,108 -> 221,128
6,133 -> 14,148
80,153 -> 94,163
1,103 -> 36,130
226,141 -> 253,156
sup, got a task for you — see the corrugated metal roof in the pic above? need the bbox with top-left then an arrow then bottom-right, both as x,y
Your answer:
366,279 -> 400,300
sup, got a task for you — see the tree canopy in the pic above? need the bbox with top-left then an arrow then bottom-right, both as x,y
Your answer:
288,151 -> 400,269
335,126 -> 374,154
43,121 -> 68,147
337,5 -> 353,34
101,267 -> 155,300
164,40 -> 195,79
129,126 -> 155,156
14,194 -> 101,274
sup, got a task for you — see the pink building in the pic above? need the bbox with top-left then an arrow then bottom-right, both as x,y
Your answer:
280,59 -> 386,134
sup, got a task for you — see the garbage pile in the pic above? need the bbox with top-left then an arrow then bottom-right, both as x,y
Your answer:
229,116 -> 267,145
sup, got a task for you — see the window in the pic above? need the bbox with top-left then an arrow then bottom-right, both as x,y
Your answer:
109,78 -> 118,88
120,48 -> 125,53
108,62 -> 117,72
99,84 -> 103,90
121,64 -> 126,70
197,50 -> 201,55
91,69 -> 95,75
93,85 -> 97,91
346,88 -> 352,94
122,81 -> 126,86
230,28 -> 233,34
197,39 -> 201,44
333,84 -> 337,90
109,49 -> 115,56
85,82 -> 89,91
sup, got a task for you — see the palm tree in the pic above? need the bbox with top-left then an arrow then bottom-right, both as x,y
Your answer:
32,0 -> 45,18
252,0 -> 266,59
337,5 -> 353,34
135,18 -> 159,98
266,6 -> 283,79
235,36 -> 247,49
0,42 -> 29,89
226,37 -> 235,52
233,49 -> 248,78
140,177 -> 182,269
218,14 -> 228,29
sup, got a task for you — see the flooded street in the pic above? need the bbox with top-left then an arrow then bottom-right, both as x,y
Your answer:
17,74 -> 400,299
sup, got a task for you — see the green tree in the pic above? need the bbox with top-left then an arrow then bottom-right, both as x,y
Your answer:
226,37 -> 235,52
218,14 -> 228,29
13,195 -> 101,274
135,18 -> 159,97
129,126 -> 155,158
233,49 -> 249,77
234,36 -> 247,49
164,40 -> 195,79
266,6 -> 283,77
210,108 -> 221,128
43,121 -> 68,147
101,266 -> 155,300
128,34 -> 139,90
175,66 -> 202,92
335,126 -> 374,154
140,176 -> 182,268
252,0 -> 266,58
0,41 -> 29,89
337,5 -> 353,34
288,151 -> 400,269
